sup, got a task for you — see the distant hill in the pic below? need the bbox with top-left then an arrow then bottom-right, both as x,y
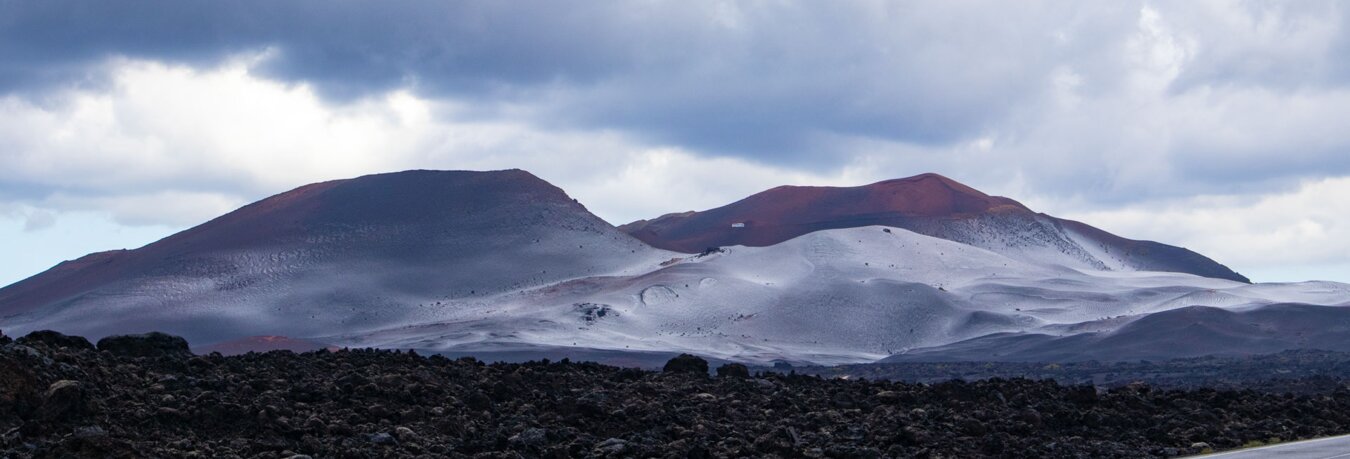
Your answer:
619,173 -> 1249,282
0,169 -> 668,345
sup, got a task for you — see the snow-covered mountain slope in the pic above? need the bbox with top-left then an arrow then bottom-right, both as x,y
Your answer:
334,226 -> 1349,365
619,173 -> 1250,282
0,169 -> 674,345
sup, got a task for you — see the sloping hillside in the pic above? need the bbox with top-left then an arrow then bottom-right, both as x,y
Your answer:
0,170 -> 673,344
619,173 -> 1249,282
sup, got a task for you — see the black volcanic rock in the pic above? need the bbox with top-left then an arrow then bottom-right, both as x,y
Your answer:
38,380 -> 84,420
619,173 -> 1249,282
2,334 -> 1349,458
17,330 -> 94,351
716,363 -> 751,378
96,332 -> 191,358
663,353 -> 709,374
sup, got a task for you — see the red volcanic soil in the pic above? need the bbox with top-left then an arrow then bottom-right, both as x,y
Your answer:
619,173 -> 1029,253
194,335 -> 341,356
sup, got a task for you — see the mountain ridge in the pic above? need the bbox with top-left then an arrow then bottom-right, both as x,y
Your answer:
2,169 -> 1326,363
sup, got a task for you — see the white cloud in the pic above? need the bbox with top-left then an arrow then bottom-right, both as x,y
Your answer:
559,148 -> 872,223
0,55 -> 446,195
1065,177 -> 1350,282
0,56 -> 861,229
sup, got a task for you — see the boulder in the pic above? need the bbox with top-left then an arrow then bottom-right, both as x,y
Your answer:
662,354 -> 708,374
393,426 -> 417,442
40,380 -> 84,419
0,353 -> 40,418
716,363 -> 751,379
97,332 -> 192,358
18,330 -> 95,351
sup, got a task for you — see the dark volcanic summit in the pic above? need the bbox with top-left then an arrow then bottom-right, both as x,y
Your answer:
619,173 -> 1249,282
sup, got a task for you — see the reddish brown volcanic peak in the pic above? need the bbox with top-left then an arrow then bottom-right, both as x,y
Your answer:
156,168 -> 570,252
618,173 -> 1030,253
747,173 -> 1028,220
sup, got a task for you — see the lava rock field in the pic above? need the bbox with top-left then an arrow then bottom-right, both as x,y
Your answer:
2,330 -> 1350,458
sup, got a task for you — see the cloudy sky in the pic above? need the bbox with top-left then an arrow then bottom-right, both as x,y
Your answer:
2,1 -> 1350,285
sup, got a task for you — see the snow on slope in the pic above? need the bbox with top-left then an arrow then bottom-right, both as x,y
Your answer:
337,226 -> 1350,365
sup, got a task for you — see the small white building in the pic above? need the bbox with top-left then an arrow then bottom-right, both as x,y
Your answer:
731,222 -> 746,228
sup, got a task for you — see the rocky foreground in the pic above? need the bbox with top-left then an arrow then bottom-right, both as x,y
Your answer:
3,331 -> 1350,458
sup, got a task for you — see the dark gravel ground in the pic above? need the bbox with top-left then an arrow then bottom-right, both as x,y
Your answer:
3,330 -> 1350,458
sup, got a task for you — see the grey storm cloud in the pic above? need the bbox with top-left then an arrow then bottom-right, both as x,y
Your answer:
0,2 -> 1099,157
3,1 -> 1350,206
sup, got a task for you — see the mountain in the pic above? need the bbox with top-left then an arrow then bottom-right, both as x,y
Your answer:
3,169 -> 1344,365
619,173 -> 1249,282
0,169 -> 670,345
335,225 -> 1345,365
